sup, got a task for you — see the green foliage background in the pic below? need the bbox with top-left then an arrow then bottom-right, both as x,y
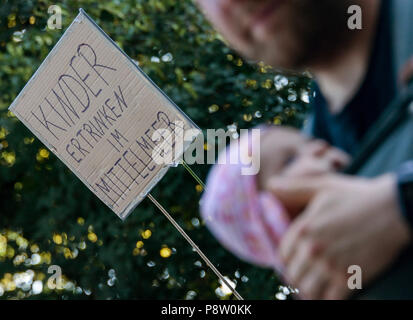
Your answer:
0,0 -> 310,299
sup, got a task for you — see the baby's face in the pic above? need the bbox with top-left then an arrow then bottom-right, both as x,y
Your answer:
258,127 -> 350,189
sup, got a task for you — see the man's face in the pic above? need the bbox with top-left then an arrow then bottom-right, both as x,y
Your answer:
197,0 -> 355,70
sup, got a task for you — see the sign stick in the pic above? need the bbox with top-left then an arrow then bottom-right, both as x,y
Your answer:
147,194 -> 244,300
182,160 -> 206,189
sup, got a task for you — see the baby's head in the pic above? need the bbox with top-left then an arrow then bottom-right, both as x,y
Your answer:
258,127 -> 349,215
258,127 -> 349,187
200,126 -> 350,272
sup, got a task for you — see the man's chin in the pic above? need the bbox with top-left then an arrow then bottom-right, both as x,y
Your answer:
258,49 -> 304,72
234,39 -> 309,71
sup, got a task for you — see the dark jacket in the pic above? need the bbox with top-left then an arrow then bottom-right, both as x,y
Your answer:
306,0 -> 413,299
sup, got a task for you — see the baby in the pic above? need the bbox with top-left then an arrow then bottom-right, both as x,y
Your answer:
200,126 -> 349,273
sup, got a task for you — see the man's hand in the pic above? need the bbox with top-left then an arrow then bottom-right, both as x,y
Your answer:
267,174 -> 411,300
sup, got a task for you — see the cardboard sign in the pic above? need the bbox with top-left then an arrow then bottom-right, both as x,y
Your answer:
9,9 -> 199,219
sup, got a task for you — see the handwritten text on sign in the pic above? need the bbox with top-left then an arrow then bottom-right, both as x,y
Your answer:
9,11 -> 198,219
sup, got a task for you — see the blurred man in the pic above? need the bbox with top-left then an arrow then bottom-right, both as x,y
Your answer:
198,0 -> 413,299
